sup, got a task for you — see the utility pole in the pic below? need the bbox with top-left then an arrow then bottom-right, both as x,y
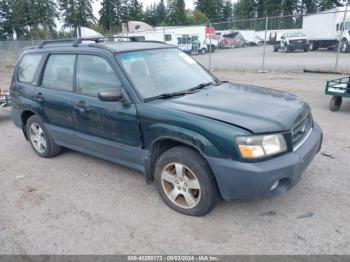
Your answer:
335,1 -> 349,71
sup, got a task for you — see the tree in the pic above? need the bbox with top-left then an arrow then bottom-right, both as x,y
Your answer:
318,0 -> 343,11
187,9 -> 208,24
166,0 -> 187,25
33,0 -> 59,37
0,0 -> 13,39
158,0 -> 167,21
60,0 -> 96,36
99,0 -> 115,31
233,0 -> 255,19
127,0 -> 143,21
302,0 -> 318,14
144,3 -> 158,26
195,0 -> 223,21
222,0 -> 234,20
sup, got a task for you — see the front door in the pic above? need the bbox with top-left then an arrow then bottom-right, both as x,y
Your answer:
71,54 -> 144,170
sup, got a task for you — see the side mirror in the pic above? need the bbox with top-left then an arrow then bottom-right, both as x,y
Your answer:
98,88 -> 123,102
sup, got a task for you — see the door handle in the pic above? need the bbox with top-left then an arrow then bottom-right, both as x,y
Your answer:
35,92 -> 43,102
75,100 -> 88,113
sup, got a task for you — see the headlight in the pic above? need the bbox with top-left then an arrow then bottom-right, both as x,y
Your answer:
236,134 -> 287,159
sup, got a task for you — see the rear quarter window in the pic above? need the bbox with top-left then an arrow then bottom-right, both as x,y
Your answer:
17,53 -> 43,83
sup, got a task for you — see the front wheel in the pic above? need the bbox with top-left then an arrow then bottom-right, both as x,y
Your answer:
154,146 -> 219,216
329,96 -> 342,111
341,39 -> 349,53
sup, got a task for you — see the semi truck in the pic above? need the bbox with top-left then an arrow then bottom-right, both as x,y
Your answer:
303,6 -> 350,52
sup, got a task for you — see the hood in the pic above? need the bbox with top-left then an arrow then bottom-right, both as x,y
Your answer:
158,83 -> 310,133
287,36 -> 307,41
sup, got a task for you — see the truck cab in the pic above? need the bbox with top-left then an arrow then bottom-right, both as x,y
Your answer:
336,20 -> 350,52
273,32 -> 309,53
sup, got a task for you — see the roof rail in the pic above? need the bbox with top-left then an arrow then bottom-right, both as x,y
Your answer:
72,35 -> 139,47
38,39 -> 75,48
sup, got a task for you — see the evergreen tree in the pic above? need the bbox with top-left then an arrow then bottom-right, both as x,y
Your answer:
222,0 -> 234,20
127,0 -> 143,21
60,0 -> 95,36
318,0 -> 342,11
99,0 -> 115,31
302,0 -> 318,14
156,0 -> 167,23
144,4 -> 158,26
166,0 -> 187,25
195,0 -> 223,21
0,0 -> 13,39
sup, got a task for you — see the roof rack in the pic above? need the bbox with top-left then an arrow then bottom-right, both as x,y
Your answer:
72,36 -> 140,47
38,39 -> 75,48
37,35 -> 168,49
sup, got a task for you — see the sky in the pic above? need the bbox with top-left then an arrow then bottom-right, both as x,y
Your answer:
92,0 -> 195,18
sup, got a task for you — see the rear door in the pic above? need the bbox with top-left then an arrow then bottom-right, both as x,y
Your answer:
12,53 -> 44,115
70,54 -> 143,170
35,53 -> 76,144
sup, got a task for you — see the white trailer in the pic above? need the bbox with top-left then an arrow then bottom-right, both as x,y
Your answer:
118,25 -> 218,54
302,6 -> 350,52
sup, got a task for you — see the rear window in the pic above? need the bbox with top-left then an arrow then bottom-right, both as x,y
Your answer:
17,53 -> 43,83
42,54 -> 76,92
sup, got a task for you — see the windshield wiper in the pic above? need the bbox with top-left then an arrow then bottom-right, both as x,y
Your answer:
144,82 -> 220,102
188,82 -> 215,92
144,91 -> 189,102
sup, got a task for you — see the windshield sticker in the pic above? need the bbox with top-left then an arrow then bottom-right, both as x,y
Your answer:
178,52 -> 196,65
119,53 -> 142,62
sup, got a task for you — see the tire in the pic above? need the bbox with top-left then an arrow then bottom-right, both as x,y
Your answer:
329,96 -> 342,111
309,41 -> 319,51
26,115 -> 61,158
154,146 -> 219,216
304,45 -> 309,52
200,48 -> 206,54
285,45 -> 290,53
273,45 -> 279,52
341,39 -> 349,53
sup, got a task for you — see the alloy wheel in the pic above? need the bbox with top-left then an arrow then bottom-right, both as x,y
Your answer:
160,162 -> 201,209
29,123 -> 47,153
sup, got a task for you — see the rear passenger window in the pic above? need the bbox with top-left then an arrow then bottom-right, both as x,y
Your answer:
42,54 -> 75,91
17,54 -> 42,83
76,55 -> 121,97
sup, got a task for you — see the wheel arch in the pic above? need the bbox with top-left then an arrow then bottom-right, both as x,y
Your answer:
145,137 -> 218,188
21,110 -> 36,139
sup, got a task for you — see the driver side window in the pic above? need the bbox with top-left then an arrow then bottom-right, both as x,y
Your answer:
76,55 -> 121,97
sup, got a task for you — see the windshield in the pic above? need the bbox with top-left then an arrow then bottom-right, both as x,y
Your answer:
286,32 -> 305,37
117,48 -> 216,99
345,21 -> 350,30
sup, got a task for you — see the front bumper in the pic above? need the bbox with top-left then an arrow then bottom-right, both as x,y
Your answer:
288,43 -> 309,50
206,123 -> 323,201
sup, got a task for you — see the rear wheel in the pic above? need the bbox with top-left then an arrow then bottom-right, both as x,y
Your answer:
273,45 -> 279,52
26,115 -> 61,158
154,146 -> 219,216
329,96 -> 342,111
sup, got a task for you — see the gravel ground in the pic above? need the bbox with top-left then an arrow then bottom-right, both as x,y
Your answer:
195,46 -> 350,73
0,69 -> 350,255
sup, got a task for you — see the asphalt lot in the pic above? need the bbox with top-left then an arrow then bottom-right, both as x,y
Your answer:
1,69 -> 350,255
195,46 -> 350,73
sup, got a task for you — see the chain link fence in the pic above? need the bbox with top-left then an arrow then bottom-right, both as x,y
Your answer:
1,8 -> 350,74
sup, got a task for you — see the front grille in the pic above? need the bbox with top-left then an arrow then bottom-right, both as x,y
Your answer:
292,115 -> 313,150
290,39 -> 306,44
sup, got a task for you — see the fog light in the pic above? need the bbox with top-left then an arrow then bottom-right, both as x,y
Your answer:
270,180 -> 279,191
